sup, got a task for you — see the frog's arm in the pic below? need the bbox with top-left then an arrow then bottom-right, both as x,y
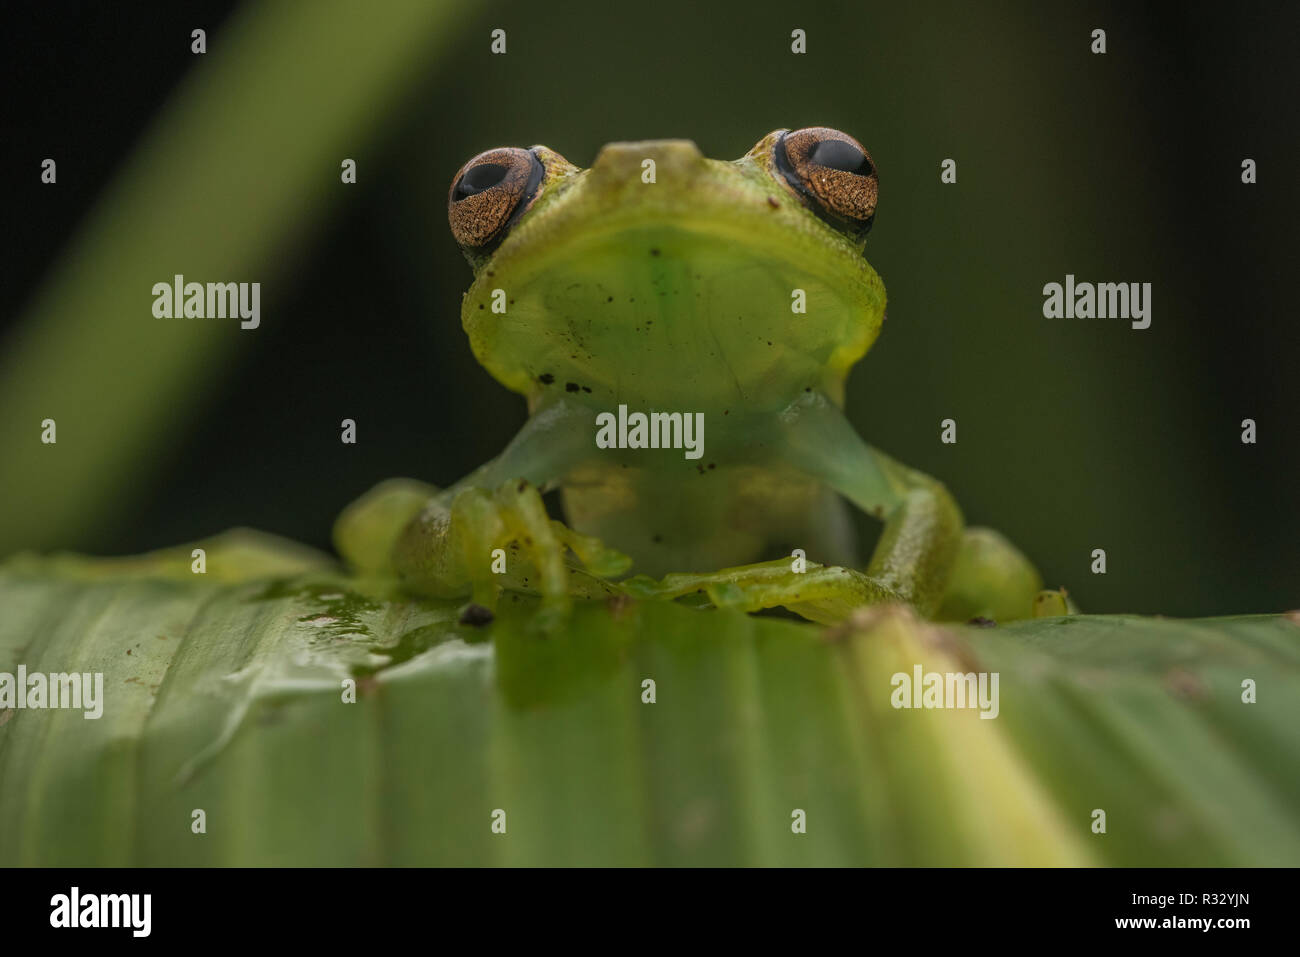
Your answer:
334,397 -> 629,621
781,394 -> 1056,621
625,392 -> 1044,622
773,391 -> 962,614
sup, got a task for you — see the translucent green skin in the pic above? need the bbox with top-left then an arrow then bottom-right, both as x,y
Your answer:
336,135 -> 1045,625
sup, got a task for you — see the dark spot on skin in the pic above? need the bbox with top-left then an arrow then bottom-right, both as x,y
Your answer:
459,604 -> 495,627
478,304 -> 485,310
804,387 -> 812,392
565,382 -> 580,393
723,409 -> 729,415
708,463 -> 716,470
487,270 -> 495,277
126,649 -> 132,655
582,386 -> 592,393
517,480 -> 527,492
538,373 -> 554,384
652,534 -> 663,544
1164,666 -> 1209,700
607,296 -> 613,303
650,248 -> 660,256
871,505 -> 885,519
967,616 -> 997,628
766,341 -> 772,346
767,196 -> 779,209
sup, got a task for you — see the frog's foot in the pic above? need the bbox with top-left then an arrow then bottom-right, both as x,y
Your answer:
622,557 -> 905,625
393,479 -> 631,631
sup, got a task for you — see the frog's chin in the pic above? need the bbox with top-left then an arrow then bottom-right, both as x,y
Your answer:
465,290 -> 875,414
464,229 -> 882,412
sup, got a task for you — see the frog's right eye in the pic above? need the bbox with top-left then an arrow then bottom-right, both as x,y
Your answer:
448,147 -> 544,250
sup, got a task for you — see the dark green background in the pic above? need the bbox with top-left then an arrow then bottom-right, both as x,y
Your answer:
3,0 -> 1297,616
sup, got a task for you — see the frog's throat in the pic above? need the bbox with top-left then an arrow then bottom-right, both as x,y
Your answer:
462,225 -> 884,409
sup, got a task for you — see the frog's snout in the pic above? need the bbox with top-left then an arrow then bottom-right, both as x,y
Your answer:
590,139 -> 705,181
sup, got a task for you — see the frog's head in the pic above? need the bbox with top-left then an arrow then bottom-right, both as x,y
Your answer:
447,128 -> 886,411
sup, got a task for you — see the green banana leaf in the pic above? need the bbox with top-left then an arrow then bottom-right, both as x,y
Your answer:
2,531 -> 1296,866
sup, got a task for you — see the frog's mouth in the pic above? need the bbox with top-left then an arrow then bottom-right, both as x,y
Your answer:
462,140 -> 886,410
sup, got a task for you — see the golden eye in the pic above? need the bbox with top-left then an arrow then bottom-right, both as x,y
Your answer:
772,127 -> 878,236
447,147 -> 544,250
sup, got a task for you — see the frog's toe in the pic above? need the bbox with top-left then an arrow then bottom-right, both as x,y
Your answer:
334,477 -> 440,575
934,527 -> 1047,623
1031,588 -> 1078,617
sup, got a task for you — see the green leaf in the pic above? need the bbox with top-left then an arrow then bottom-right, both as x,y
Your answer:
1,533 -> 1296,865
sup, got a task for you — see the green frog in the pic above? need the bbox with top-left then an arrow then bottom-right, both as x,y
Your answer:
336,128 -> 1057,627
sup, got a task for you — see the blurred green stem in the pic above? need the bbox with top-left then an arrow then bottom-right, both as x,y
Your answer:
0,0 -> 468,553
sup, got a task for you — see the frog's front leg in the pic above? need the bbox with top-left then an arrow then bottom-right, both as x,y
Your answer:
629,392 -> 1028,624
334,398 -> 629,623
786,392 -> 1049,620
741,391 -> 967,619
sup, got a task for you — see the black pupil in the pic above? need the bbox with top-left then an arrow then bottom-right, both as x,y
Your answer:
454,162 -> 509,200
809,139 -> 872,176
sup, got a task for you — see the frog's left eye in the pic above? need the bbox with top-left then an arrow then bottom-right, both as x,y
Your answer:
772,127 -> 878,236
448,147 -> 545,250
